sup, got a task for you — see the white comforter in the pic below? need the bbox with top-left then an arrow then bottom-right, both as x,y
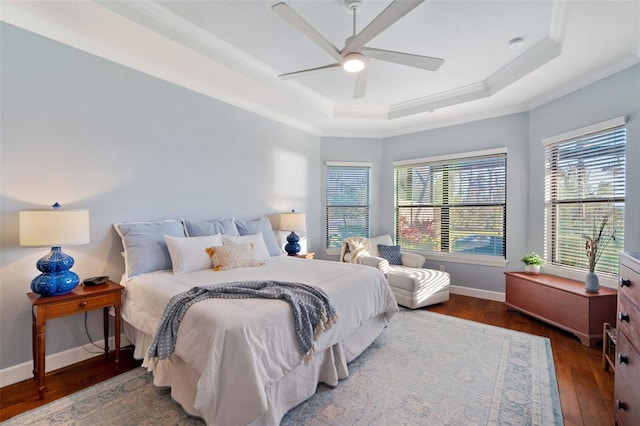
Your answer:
121,256 -> 398,425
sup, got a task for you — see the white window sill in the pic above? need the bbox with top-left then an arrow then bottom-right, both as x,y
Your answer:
327,247 -> 509,267
419,251 -> 509,267
326,248 -> 342,257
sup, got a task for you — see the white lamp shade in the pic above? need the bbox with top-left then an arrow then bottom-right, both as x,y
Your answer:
20,209 -> 90,247
279,212 -> 306,231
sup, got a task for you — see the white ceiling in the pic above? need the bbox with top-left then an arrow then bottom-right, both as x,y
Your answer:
2,0 -> 639,137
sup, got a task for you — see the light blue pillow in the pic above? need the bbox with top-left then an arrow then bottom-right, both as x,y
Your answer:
184,217 -> 239,237
114,220 -> 186,278
378,244 -> 402,265
235,217 -> 283,257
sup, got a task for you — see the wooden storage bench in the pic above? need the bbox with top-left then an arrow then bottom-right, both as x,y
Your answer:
504,272 -> 617,347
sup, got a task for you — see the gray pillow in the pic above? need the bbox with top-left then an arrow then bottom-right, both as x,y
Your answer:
114,220 -> 186,278
184,217 -> 239,237
235,217 -> 283,257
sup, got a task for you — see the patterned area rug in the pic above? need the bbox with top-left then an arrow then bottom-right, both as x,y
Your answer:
3,309 -> 562,425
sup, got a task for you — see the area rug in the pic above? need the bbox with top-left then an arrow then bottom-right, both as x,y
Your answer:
2,309 -> 563,425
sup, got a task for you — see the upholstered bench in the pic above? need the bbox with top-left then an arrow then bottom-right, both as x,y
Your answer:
342,235 -> 450,309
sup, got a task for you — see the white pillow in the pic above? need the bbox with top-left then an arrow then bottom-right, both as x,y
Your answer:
165,234 -> 223,274
222,233 -> 271,262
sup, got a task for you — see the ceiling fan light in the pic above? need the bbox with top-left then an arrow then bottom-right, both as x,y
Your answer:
343,53 -> 365,72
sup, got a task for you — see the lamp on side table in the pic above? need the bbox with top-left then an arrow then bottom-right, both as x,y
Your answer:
20,202 -> 90,296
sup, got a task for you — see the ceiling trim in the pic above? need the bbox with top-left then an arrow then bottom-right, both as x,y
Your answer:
2,1 -> 638,140
526,54 -> 640,111
81,0 -> 569,122
336,1 -> 567,121
379,104 -> 530,138
0,0 -> 328,136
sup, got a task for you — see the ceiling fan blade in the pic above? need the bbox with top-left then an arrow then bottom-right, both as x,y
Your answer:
278,63 -> 342,80
363,47 -> 444,71
272,2 -> 342,62
353,68 -> 368,99
344,0 -> 424,53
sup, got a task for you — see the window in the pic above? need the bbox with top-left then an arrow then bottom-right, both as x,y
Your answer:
544,117 -> 626,276
326,162 -> 370,249
394,149 -> 507,257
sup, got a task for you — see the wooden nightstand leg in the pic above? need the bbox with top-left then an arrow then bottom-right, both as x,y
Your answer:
114,304 -> 121,366
103,307 -> 109,357
31,308 -> 37,381
35,322 -> 46,399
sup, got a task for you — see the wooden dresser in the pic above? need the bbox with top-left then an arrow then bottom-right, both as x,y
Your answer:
615,252 -> 640,425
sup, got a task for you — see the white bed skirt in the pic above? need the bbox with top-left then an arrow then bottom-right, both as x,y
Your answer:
124,313 -> 389,425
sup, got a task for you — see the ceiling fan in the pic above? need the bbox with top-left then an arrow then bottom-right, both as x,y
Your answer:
271,0 -> 444,99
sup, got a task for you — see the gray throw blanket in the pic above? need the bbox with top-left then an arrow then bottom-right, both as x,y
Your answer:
144,281 -> 338,371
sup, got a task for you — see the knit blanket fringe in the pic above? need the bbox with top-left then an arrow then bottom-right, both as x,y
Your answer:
144,281 -> 338,372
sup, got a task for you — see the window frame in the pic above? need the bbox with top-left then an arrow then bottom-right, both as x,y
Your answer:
542,116 -> 626,285
393,148 -> 508,267
325,161 -> 371,253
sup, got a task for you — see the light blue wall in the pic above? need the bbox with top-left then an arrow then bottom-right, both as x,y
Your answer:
2,19 -> 639,376
0,23 -> 321,370
320,137 -> 383,259
528,64 -> 640,254
379,113 -> 531,293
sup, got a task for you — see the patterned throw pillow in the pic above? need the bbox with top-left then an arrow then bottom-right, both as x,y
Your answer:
205,244 -> 263,271
378,244 -> 402,265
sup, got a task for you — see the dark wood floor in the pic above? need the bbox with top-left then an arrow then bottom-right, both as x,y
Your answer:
0,347 -> 142,421
0,294 -> 614,425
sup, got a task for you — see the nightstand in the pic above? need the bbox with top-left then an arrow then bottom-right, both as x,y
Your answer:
292,252 -> 315,259
27,281 -> 123,399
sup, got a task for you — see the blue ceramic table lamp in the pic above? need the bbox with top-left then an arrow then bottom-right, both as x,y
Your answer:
279,211 -> 306,256
20,203 -> 90,296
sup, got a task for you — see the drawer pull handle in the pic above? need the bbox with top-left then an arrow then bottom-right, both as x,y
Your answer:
79,301 -> 88,308
616,400 -> 627,410
620,278 -> 631,288
619,312 -> 630,322
618,354 -> 629,364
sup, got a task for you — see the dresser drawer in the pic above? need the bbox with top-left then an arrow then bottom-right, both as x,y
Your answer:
44,293 -> 119,319
619,260 -> 640,305
615,374 -> 640,426
615,332 -> 640,394
617,295 -> 640,350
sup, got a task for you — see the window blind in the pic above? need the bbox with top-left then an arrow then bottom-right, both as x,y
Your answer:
394,152 -> 506,256
326,164 -> 370,249
544,124 -> 626,275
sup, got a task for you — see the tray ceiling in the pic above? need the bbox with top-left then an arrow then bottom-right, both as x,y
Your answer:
2,0 -> 639,137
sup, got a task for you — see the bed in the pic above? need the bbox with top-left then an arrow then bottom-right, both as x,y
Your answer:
115,218 -> 398,425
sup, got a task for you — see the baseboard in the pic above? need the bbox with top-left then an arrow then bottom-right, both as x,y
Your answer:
450,285 -> 506,302
0,334 -> 130,388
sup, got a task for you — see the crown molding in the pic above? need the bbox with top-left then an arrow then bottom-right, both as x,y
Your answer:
1,0 -> 636,139
0,1 -> 327,136
380,104 -> 530,138
526,54 -> 640,110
